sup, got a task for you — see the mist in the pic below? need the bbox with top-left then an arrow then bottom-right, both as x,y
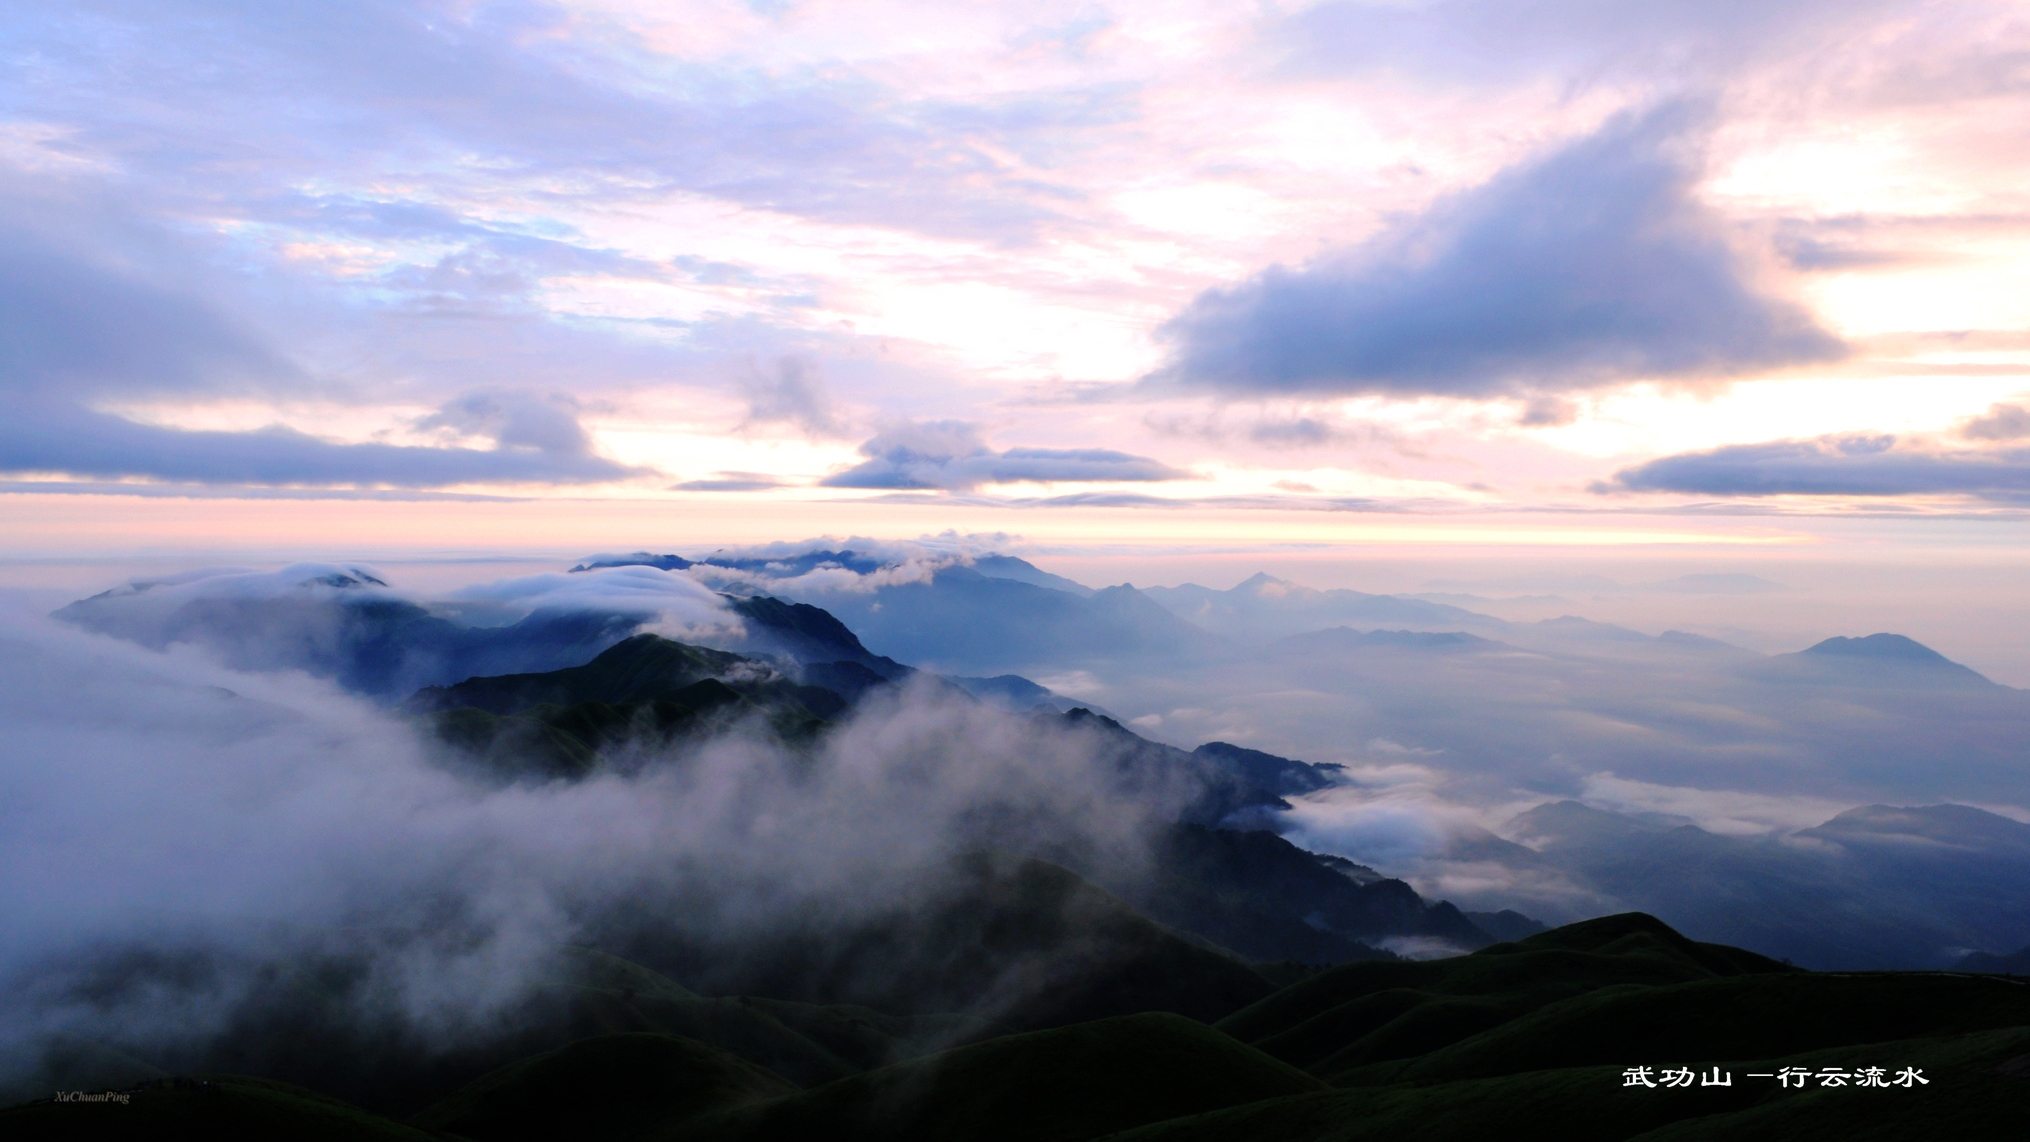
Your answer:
0,598 -> 1201,1098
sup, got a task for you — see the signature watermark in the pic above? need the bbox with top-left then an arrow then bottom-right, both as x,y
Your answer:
1622,1066 -> 1929,1089
50,1090 -> 132,1104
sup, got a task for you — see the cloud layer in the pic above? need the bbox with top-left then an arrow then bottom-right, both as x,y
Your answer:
822,421 -> 1189,492
1604,434 -> 2030,500
1156,104 -> 1843,398
0,597 -> 1196,1079
0,216 -> 642,488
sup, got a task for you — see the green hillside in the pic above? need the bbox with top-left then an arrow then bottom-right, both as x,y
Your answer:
9,912 -> 2027,1142
410,1033 -> 796,1141
412,634 -> 841,776
614,854 -> 1277,1031
1098,1026 -> 2030,1142
673,1012 -> 1324,1142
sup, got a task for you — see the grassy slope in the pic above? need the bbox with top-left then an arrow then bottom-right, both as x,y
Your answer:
1094,914 -> 2030,1142
1099,1026 -> 2030,1142
17,909 -> 2027,1142
1217,915 -> 1777,1073
674,1012 -> 1324,1142
410,1033 -> 797,1142
1346,970 -> 2030,1085
638,856 -> 1276,1032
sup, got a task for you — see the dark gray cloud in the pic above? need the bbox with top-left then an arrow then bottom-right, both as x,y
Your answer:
1602,434 -> 2030,499
821,421 -> 1188,491
1154,104 -> 1844,399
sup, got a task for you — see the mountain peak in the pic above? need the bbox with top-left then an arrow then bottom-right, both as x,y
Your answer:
1234,572 -> 1294,593
1801,633 -> 1951,663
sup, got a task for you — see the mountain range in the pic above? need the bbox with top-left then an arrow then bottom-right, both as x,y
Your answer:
16,552 -> 2030,1139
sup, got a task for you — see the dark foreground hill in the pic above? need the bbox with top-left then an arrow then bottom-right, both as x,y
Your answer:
10,913 -> 2029,1141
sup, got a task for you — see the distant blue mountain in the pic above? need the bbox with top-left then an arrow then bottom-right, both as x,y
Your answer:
1779,633 -> 1999,688
1804,633 -> 1956,664
1271,627 -> 1498,655
972,554 -> 1096,597
1141,573 -> 1506,641
571,548 -> 885,576
943,673 -> 1119,718
789,566 -> 1223,675
55,567 -> 908,701
1491,800 -> 2030,969
570,551 -> 695,572
56,574 -> 645,700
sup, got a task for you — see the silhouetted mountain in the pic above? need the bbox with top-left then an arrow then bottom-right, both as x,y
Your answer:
1956,944 -> 2030,973
1052,708 -> 1338,826
720,595 -> 911,680
408,635 -> 847,776
1314,853 -> 1386,885
1189,742 -> 1343,797
1098,825 -> 1491,965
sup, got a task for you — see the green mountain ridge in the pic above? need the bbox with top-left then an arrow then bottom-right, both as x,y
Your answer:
13,912 -> 2025,1142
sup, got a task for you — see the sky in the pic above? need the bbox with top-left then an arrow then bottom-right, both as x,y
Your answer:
3,1 -> 2030,578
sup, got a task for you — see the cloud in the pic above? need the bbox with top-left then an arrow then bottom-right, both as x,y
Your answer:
821,421 -> 1189,492
671,472 -> 789,492
414,391 -> 600,456
1601,434 -> 2030,499
1153,103 -> 1843,399
737,356 -> 849,438
1961,403 -> 2030,442
1248,418 -> 1339,448
0,398 -> 644,488
1276,0 -> 1897,87
0,220 -> 645,488
0,601 -> 1200,1078
8,1 -> 1102,243
0,218 -> 285,400
448,565 -> 740,635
